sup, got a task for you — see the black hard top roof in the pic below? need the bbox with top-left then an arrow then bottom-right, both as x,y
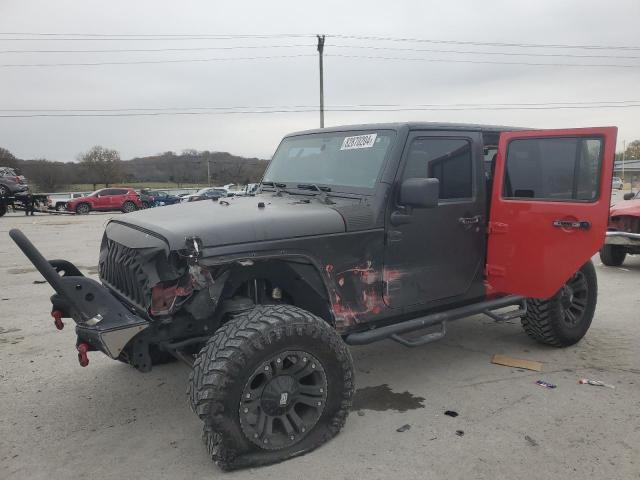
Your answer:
285,122 -> 526,137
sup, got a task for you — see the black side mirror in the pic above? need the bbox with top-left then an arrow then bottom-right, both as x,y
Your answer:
400,178 -> 439,208
623,192 -> 635,200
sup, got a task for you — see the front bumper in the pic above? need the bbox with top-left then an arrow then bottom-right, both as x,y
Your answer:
9,229 -> 149,359
605,230 -> 640,247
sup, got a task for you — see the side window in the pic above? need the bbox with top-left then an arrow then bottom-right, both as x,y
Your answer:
503,137 -> 602,201
403,137 -> 473,200
100,189 -> 115,196
113,189 -> 128,195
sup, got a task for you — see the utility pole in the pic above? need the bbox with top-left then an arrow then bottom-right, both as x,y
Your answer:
621,140 -> 626,188
317,34 -> 325,128
207,159 -> 211,186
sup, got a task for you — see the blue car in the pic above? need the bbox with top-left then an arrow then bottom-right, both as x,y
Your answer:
142,189 -> 181,206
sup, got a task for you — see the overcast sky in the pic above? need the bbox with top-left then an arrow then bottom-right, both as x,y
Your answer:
1,0 -> 639,161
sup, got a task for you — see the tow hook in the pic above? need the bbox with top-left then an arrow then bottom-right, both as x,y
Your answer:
77,342 -> 90,367
51,310 -> 64,330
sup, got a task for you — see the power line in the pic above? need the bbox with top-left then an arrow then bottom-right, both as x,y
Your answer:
0,44 -> 315,54
1,32 -> 638,51
327,53 -> 640,69
329,34 -> 640,52
2,103 -> 640,118
3,43 -> 639,61
2,52 -> 638,68
2,100 -> 638,113
0,53 -> 316,67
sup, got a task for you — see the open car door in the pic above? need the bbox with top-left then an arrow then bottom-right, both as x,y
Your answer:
487,127 -> 617,299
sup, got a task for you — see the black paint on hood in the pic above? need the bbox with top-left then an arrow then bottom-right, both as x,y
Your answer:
108,194 -> 349,250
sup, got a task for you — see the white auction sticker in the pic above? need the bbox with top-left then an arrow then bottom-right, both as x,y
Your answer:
340,133 -> 377,150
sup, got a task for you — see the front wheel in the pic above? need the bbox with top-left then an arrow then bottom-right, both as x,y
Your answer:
599,244 -> 626,266
522,260 -> 597,347
0,185 -> 9,196
188,305 -> 354,470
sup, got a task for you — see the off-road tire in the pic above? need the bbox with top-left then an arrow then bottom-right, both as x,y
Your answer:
75,202 -> 90,215
522,260 -> 597,347
599,245 -> 626,267
122,201 -> 137,213
188,305 -> 354,470
55,203 -> 66,212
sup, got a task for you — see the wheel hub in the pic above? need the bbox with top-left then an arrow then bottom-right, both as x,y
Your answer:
561,271 -> 588,327
261,375 -> 298,415
239,350 -> 327,450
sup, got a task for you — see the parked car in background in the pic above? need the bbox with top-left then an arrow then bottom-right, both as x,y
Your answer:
181,187 -> 229,202
0,167 -> 28,196
66,187 -> 143,214
601,191 -> 640,266
48,192 -> 89,211
140,189 -> 181,206
137,190 -> 155,209
612,177 -> 624,190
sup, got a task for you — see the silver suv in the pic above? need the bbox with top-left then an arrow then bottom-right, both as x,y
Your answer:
0,167 -> 28,196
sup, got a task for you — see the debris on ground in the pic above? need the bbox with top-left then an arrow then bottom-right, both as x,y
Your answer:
396,424 -> 411,433
525,435 -> 538,446
491,354 -> 543,371
444,410 -> 459,417
455,430 -> 464,437
32,280 -> 47,284
357,410 -> 365,417
578,378 -> 615,389
535,380 -> 557,389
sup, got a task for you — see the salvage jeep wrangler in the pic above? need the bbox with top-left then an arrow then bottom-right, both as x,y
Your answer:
10,123 -> 616,469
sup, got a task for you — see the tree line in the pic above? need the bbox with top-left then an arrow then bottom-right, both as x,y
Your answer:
0,145 -> 269,192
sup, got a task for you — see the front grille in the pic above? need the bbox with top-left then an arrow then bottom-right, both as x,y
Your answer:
99,239 -> 151,311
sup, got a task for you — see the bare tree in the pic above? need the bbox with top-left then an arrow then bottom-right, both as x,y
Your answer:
78,146 -> 123,189
0,147 -> 19,168
23,160 -> 69,192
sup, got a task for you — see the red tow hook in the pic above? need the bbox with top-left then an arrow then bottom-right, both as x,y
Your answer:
77,342 -> 90,367
51,310 -> 64,330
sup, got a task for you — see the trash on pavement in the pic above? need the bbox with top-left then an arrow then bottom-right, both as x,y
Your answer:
396,424 -> 411,433
578,378 -> 615,389
491,354 -> 543,371
535,380 -> 557,389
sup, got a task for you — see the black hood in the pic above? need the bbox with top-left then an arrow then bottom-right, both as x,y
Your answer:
107,194 -> 348,250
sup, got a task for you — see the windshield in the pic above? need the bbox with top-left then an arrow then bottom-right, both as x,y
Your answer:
264,130 -> 395,191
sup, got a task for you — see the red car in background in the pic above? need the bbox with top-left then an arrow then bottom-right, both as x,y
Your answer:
66,187 -> 143,214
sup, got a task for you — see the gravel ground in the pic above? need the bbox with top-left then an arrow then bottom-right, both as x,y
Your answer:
1,200 -> 639,480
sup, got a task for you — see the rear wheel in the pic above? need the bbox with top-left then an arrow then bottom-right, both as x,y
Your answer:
122,201 -> 137,213
522,260 -> 597,347
75,203 -> 90,215
55,203 -> 65,211
0,185 -> 10,196
188,305 -> 354,470
599,244 -> 626,266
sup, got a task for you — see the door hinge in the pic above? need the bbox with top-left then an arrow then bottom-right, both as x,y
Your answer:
488,222 -> 508,234
485,264 -> 506,277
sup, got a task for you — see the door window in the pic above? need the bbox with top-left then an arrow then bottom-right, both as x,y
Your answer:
503,137 -> 602,201
403,138 -> 473,200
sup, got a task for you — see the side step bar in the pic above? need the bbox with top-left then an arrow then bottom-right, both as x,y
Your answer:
344,295 -> 525,346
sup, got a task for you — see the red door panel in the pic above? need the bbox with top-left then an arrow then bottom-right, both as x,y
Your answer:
487,127 -> 616,299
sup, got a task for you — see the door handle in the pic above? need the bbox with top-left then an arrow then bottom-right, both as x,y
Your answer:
552,220 -> 591,230
458,215 -> 481,226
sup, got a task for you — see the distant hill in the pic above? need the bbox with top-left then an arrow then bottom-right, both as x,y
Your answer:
4,149 -> 269,191
126,150 -> 268,186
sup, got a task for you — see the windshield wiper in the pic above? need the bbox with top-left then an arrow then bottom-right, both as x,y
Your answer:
261,181 -> 289,196
296,184 -> 335,204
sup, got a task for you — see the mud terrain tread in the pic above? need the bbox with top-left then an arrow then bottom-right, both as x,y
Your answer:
521,261 -> 597,348
188,304 -> 354,470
